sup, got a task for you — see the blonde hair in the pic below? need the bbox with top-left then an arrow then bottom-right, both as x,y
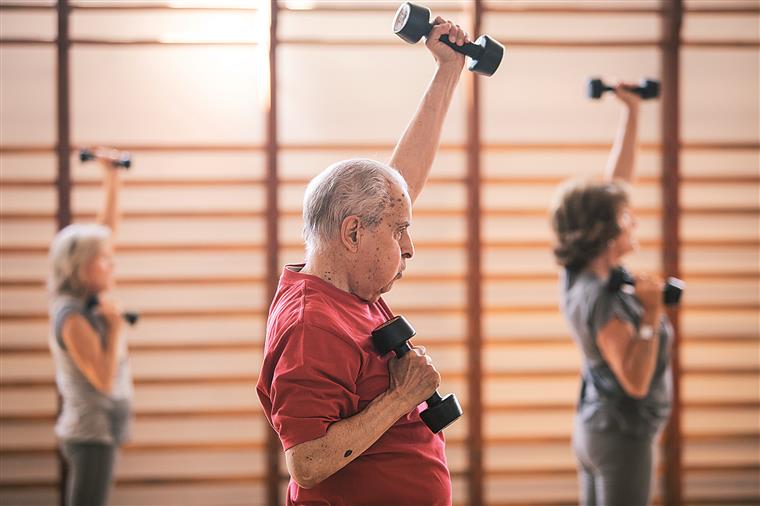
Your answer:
48,224 -> 111,298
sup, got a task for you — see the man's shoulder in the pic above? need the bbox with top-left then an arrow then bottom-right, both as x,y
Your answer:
269,277 -> 363,340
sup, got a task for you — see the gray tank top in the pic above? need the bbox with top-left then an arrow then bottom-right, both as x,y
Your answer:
560,268 -> 672,436
49,295 -> 133,445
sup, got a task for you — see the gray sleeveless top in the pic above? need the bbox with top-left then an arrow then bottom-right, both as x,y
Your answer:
49,295 -> 133,445
561,268 -> 673,436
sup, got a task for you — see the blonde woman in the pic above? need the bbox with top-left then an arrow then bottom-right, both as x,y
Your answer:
551,86 -> 672,505
48,149 -> 132,506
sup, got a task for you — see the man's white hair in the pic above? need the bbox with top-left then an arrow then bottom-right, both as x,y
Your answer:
48,223 -> 111,298
302,158 -> 408,258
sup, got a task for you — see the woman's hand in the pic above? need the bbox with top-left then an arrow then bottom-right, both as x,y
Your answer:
635,274 -> 664,324
613,82 -> 641,110
95,295 -> 123,331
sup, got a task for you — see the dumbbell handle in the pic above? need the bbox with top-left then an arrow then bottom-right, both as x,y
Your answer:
80,148 -> 131,169
86,296 -> 139,326
611,268 -> 684,306
392,341 -> 444,407
439,34 -> 484,60
599,82 -> 648,97
421,22 -> 485,60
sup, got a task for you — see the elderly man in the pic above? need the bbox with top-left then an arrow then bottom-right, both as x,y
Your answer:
256,17 -> 469,505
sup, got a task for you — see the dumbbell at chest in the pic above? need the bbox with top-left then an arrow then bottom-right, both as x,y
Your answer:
608,267 -> 685,306
372,315 -> 463,434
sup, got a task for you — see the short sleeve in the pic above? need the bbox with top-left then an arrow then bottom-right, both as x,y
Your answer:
53,299 -> 84,351
269,323 -> 362,451
588,289 -> 636,337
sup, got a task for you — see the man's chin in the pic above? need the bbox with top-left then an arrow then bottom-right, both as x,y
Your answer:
370,274 -> 403,301
380,277 -> 399,295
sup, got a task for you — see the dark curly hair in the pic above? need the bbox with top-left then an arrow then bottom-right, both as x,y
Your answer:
551,180 -> 630,271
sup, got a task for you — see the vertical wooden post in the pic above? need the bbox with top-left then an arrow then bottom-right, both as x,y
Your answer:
661,0 -> 683,504
56,0 -> 71,232
266,0 -> 282,506
465,2 -> 484,505
264,1 -> 281,505
56,2 -> 71,504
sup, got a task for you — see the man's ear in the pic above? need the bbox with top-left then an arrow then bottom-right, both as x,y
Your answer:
340,216 -> 361,252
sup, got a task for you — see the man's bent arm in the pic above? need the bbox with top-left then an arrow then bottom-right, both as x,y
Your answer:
285,389 -> 412,489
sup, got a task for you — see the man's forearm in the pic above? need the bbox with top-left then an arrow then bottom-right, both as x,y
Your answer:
389,63 -> 462,203
285,388 -> 413,489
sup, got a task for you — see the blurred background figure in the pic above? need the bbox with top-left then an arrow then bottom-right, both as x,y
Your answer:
48,149 -> 132,506
552,86 -> 673,506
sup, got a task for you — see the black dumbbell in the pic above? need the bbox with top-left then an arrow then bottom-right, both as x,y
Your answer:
372,315 -> 462,433
608,267 -> 685,306
80,148 -> 131,169
86,295 -> 140,326
122,311 -> 140,326
393,2 -> 505,76
587,77 -> 660,100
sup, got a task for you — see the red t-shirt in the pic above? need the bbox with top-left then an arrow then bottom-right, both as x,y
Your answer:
256,265 -> 451,506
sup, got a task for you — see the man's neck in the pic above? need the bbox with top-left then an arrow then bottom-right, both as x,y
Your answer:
300,253 -> 351,293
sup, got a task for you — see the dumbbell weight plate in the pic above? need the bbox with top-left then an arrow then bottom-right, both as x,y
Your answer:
469,35 -> 504,76
371,315 -> 416,356
640,79 -> 660,99
664,277 -> 685,306
393,2 -> 431,44
393,3 -> 411,35
419,393 -> 463,434
587,78 -> 605,99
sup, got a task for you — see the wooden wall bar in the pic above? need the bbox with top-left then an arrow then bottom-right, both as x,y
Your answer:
661,0 -> 683,502
264,2 -> 280,505
465,3 -> 484,506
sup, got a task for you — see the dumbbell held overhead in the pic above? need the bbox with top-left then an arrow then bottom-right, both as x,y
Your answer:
80,148 -> 131,169
393,2 -> 505,76
588,77 -> 660,100
372,315 -> 463,434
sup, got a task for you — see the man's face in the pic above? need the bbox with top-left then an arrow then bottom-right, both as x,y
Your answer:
350,184 -> 414,303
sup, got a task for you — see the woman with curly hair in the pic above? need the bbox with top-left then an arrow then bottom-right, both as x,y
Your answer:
48,148 -> 133,506
551,85 -> 672,506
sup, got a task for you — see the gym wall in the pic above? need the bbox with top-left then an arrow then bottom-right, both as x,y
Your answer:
1,1 -> 757,505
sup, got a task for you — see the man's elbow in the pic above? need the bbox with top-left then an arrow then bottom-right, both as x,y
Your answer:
292,473 -> 319,490
286,449 -> 324,489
